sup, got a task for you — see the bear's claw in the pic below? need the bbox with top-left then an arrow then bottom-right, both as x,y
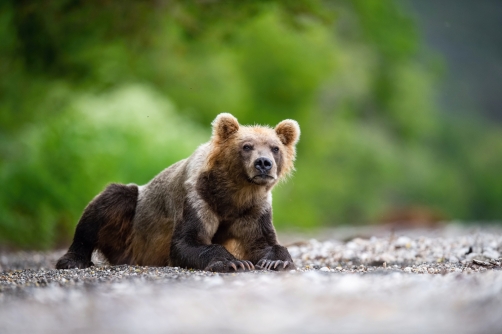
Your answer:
256,259 -> 295,271
204,259 -> 254,272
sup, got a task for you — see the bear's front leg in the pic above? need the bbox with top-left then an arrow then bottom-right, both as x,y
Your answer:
171,241 -> 253,272
170,202 -> 253,273
233,210 -> 296,271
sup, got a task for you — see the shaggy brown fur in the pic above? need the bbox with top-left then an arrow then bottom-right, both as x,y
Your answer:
56,113 -> 300,272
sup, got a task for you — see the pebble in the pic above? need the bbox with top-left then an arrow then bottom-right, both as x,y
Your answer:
0,227 -> 501,334
288,229 -> 502,274
1,226 -> 501,294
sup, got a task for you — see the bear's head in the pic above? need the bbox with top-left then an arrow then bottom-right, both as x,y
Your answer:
207,113 -> 300,188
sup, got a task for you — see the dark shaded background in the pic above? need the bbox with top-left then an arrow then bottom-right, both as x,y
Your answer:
410,0 -> 502,122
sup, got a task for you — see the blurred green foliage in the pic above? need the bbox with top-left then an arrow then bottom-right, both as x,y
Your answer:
1,0 -> 501,248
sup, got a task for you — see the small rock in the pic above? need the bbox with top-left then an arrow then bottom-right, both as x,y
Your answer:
472,259 -> 491,267
380,253 -> 396,263
483,249 -> 500,260
395,236 -> 412,248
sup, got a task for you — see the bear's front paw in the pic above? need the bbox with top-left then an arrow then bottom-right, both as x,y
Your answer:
56,253 -> 94,270
256,259 -> 296,271
204,259 -> 255,273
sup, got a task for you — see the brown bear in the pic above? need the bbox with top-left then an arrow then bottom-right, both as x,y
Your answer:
56,113 -> 300,272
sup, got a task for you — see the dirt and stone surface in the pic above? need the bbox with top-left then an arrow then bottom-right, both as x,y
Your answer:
1,224 -> 501,333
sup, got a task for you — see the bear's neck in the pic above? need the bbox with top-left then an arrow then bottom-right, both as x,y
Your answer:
196,170 -> 270,219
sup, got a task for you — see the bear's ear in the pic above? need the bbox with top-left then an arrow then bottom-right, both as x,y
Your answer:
275,119 -> 300,146
212,113 -> 240,141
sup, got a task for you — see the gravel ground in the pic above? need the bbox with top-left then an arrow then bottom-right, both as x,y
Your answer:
1,224 -> 501,334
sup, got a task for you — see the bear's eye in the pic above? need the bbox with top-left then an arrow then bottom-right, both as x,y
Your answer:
272,146 -> 280,153
243,144 -> 253,151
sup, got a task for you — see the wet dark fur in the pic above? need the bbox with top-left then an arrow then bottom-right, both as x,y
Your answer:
56,184 -> 137,269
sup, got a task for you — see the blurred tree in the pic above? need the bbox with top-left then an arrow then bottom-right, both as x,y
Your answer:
0,0 -> 501,248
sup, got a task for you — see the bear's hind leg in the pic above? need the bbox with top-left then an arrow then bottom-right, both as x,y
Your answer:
56,183 -> 138,269
56,204 -> 102,269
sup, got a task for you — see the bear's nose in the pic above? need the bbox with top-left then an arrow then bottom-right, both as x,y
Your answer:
254,157 -> 273,173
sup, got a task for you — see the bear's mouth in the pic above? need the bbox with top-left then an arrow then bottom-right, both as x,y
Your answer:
248,174 -> 276,185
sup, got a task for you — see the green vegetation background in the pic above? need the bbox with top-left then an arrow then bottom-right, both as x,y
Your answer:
1,0 -> 501,249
